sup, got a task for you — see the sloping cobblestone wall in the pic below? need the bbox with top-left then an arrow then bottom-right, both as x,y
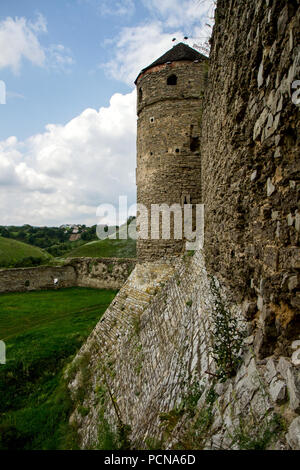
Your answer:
68,252 -> 300,450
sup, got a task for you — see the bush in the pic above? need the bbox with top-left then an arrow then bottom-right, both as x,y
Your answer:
210,276 -> 246,381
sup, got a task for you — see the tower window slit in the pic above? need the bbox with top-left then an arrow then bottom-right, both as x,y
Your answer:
167,74 -> 177,85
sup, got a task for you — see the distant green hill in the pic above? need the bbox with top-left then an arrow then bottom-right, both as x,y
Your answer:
65,220 -> 136,259
0,236 -> 51,268
65,237 -> 136,259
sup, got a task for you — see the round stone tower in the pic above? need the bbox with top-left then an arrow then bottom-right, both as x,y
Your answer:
135,43 -> 208,261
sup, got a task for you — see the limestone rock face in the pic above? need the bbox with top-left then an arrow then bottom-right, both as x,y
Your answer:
287,368 -> 300,413
269,378 -> 286,404
286,417 -> 300,450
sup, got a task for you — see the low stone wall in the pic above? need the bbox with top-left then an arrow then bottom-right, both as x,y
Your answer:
68,257 -> 136,290
0,257 -> 136,293
0,265 -> 77,293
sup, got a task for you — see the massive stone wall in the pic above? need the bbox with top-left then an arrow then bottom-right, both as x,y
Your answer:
136,60 -> 208,261
67,0 -> 300,451
0,258 -> 136,293
68,251 -> 300,450
201,0 -> 300,358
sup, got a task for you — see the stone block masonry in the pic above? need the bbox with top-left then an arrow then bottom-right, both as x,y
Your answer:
67,0 -> 299,450
68,251 -> 299,449
68,257 -> 136,290
136,52 -> 209,261
0,257 -> 136,293
5,0 -> 299,451
201,0 -> 300,358
0,265 -> 77,293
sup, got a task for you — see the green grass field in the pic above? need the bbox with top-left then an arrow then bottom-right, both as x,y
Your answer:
0,236 -> 51,268
65,237 -> 136,259
0,287 -> 117,450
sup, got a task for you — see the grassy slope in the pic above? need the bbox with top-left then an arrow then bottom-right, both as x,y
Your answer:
0,287 -> 117,450
0,236 -> 51,267
65,237 -> 136,259
65,220 -> 136,259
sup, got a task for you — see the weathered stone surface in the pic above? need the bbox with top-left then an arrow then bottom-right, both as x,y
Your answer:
211,433 -> 223,450
68,257 -> 136,290
286,417 -> 300,450
264,358 -> 277,384
0,264 -> 76,293
201,0 -> 300,358
291,349 -> 300,367
251,390 -> 273,417
269,378 -> 286,404
0,257 -> 136,293
136,50 -> 208,261
292,340 -> 300,350
67,0 -> 299,451
286,368 -> 300,412
267,178 -> 275,197
288,276 -> 298,292
67,251 -> 293,450
277,357 -> 292,381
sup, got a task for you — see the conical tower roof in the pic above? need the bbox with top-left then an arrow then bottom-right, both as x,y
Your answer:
135,42 -> 206,83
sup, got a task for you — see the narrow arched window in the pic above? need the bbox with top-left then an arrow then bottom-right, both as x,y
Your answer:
139,87 -> 143,102
167,74 -> 177,85
181,194 -> 191,205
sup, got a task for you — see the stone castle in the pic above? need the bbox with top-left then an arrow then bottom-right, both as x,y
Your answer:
67,0 -> 300,450
135,43 -> 208,260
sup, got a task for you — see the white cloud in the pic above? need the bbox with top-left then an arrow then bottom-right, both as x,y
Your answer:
0,14 -> 74,73
28,12 -> 48,34
103,22 -> 177,85
6,90 -> 26,100
46,44 -> 75,72
143,0 -> 214,28
103,0 -> 215,85
79,0 -> 135,17
99,0 -> 135,16
0,16 -> 46,73
0,91 -> 137,226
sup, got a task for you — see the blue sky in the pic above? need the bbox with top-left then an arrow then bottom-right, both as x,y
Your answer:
0,0 -> 214,226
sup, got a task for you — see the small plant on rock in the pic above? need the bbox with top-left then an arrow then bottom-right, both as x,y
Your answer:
228,412 -> 286,450
210,276 -> 246,382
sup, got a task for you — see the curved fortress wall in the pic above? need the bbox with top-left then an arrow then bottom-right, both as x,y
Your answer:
201,0 -> 300,357
136,53 -> 208,261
